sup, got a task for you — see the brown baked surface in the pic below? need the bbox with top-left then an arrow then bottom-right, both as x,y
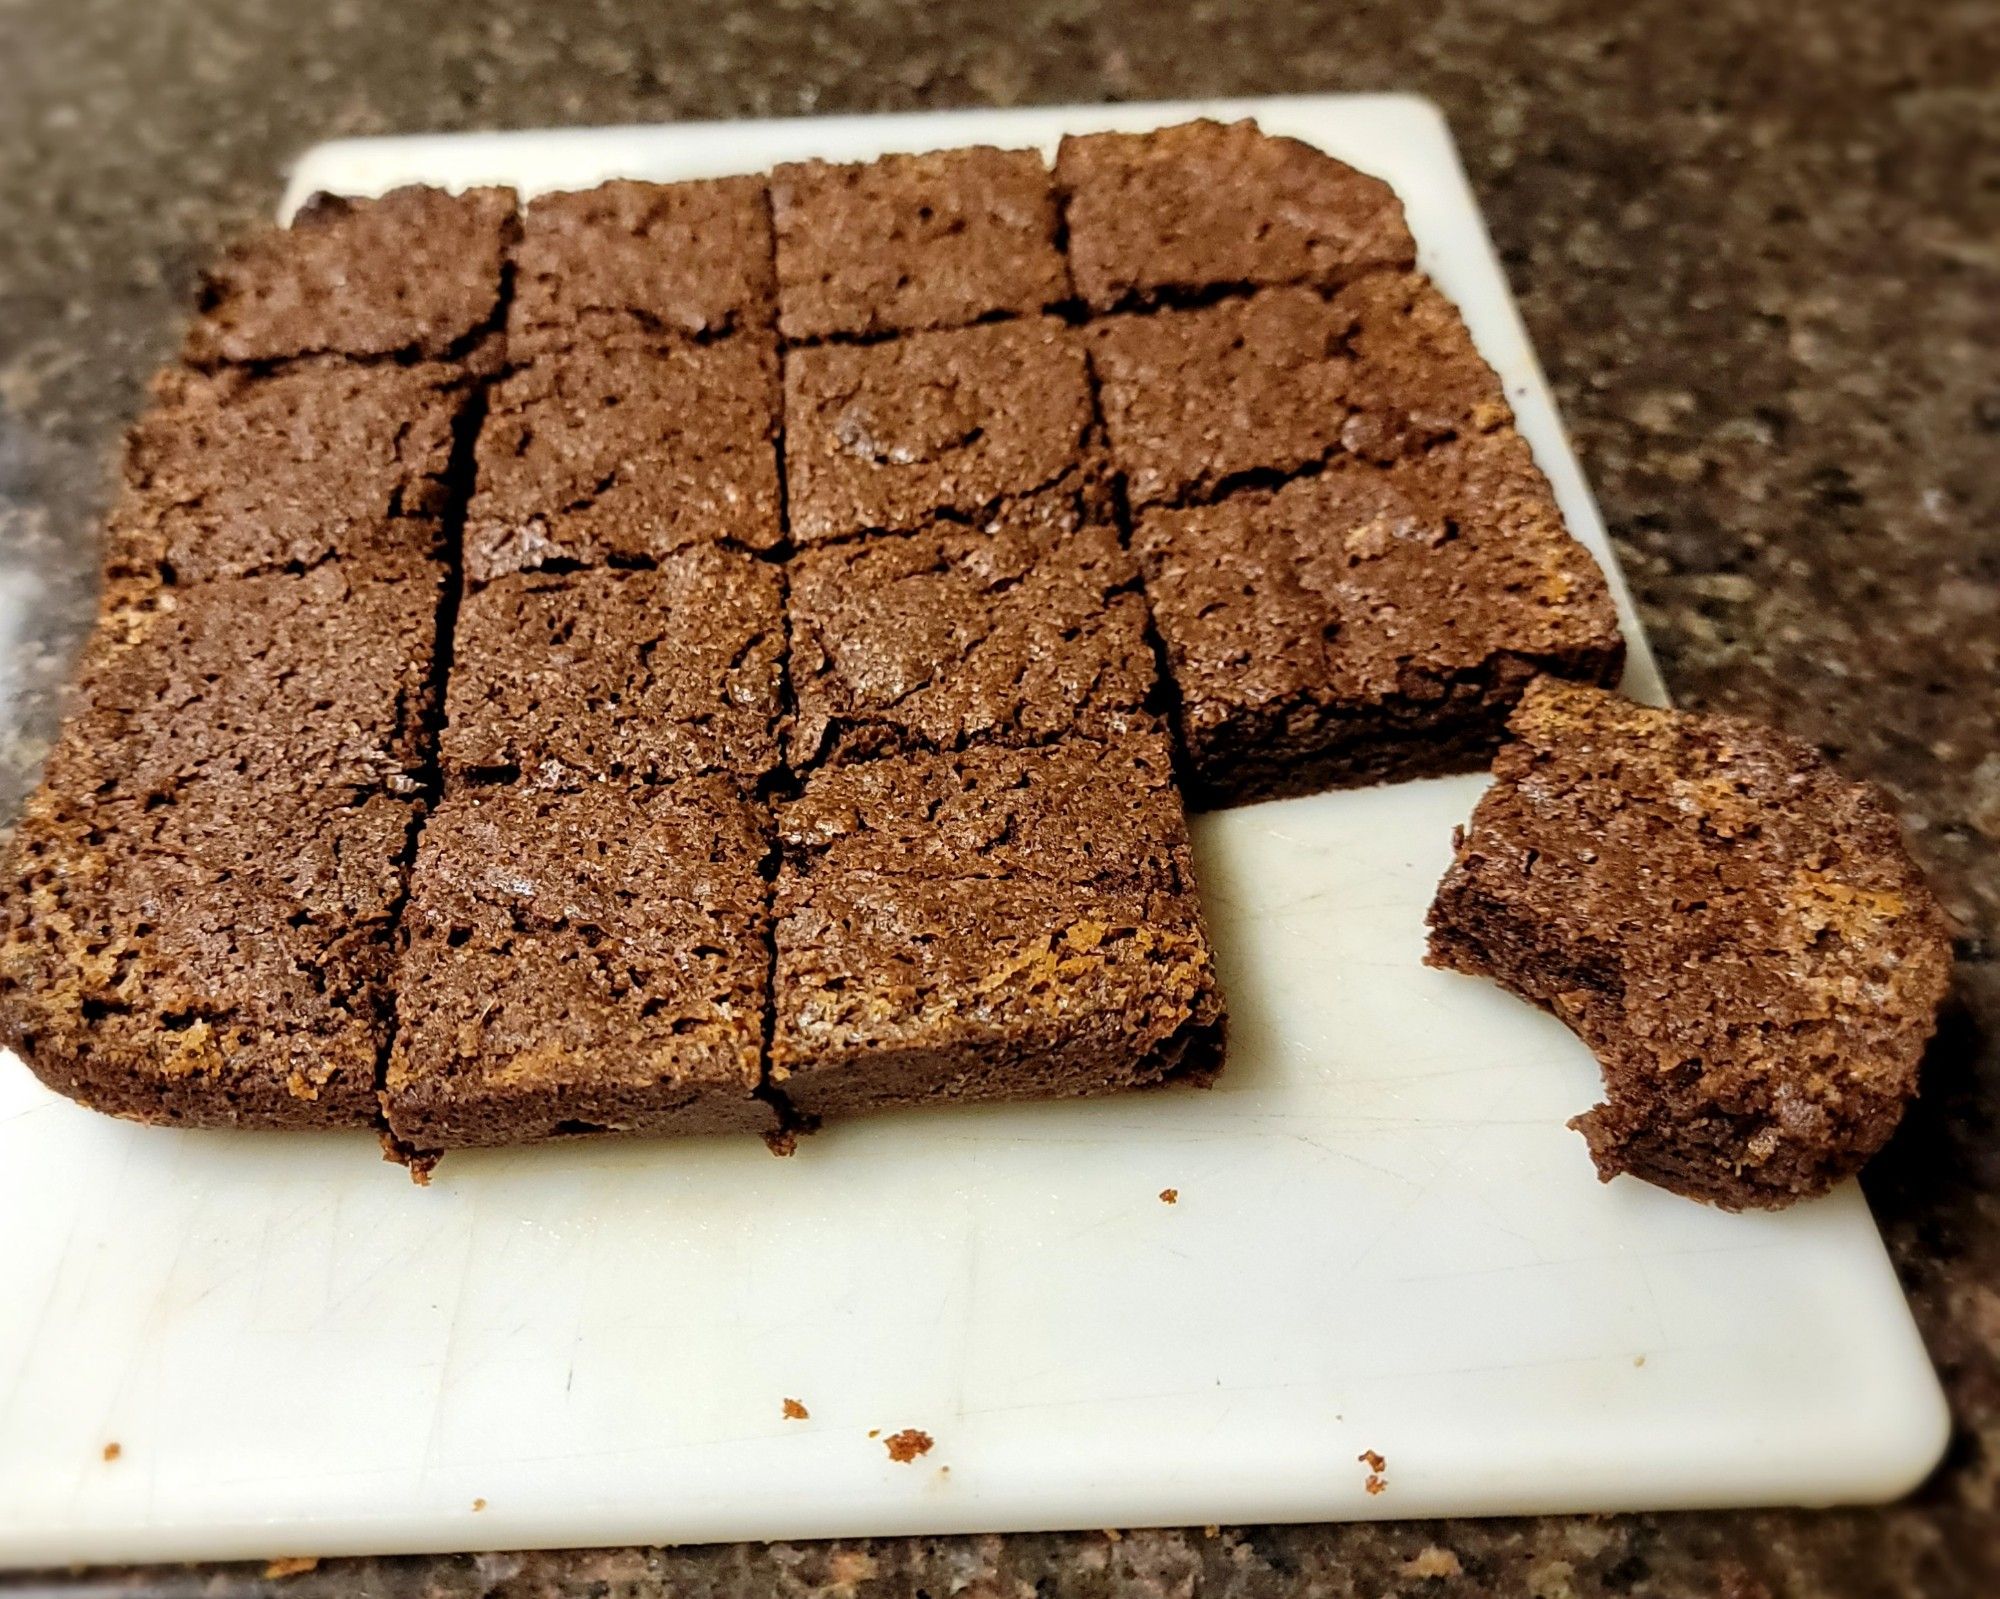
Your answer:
787,489 -> 1155,766
444,546 -> 786,789
509,177 -> 776,353
384,781 -> 777,1149
772,146 -> 1069,340
183,185 -> 516,368
464,338 -> 782,581
770,732 -> 1224,1119
1426,678 -> 1954,1209
782,316 -> 1096,545
1055,118 -> 1414,311
1136,432 -> 1625,805
106,361 -> 468,585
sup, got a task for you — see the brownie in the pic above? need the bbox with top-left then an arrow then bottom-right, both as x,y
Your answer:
47,559 -> 445,805
183,185 -> 516,368
105,361 -> 468,586
1330,271 -> 1515,463
1135,431 -> 1624,805
384,781 -> 777,1148
463,339 -> 782,582
770,733 -> 1224,1119
443,545 -> 786,789
1426,679 -> 1954,1210
1088,288 -> 1355,510
508,177 -> 776,353
1054,118 -> 1415,311
787,491 -> 1155,765
783,316 -> 1096,546
0,779 -> 413,1129
771,146 -> 1069,340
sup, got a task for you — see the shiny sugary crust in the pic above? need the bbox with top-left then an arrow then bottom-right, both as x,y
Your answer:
1426,678 -> 1955,1209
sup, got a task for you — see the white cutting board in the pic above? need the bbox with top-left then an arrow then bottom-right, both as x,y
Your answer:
0,96 -> 1946,1567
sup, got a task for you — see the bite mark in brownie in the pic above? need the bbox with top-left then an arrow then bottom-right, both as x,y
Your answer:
771,146 -> 1069,340
771,733 -> 1225,1119
1425,679 -> 1954,1210
783,316 -> 1097,546
106,361 -> 469,586
384,782 -> 777,1148
1055,118 -> 1415,311
463,340 -> 782,582
48,559 -> 446,805
508,177 -> 776,354
0,782 -> 414,1129
183,185 -> 516,368
1135,431 -> 1624,805
1088,288 -> 1355,511
787,490 -> 1156,766
444,545 -> 786,789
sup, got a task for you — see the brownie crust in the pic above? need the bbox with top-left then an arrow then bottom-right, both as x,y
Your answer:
1426,679 -> 1954,1209
1055,118 -> 1415,311
183,185 -> 516,368
786,493 -> 1156,766
1136,431 -> 1624,805
772,146 -> 1069,340
385,782 -> 778,1149
508,177 -> 776,353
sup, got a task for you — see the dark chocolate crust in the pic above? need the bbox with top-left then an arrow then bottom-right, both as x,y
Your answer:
508,177 -> 776,353
183,185 -> 516,368
1055,118 -> 1415,311
782,316 -> 1097,546
384,782 -> 777,1149
772,146 -> 1070,340
1426,679 -> 1954,1209
770,733 -> 1225,1119
1135,431 -> 1625,806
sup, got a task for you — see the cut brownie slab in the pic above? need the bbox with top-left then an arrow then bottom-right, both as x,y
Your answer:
463,339 -> 782,582
1088,288 -> 1354,510
0,781 -> 413,1129
49,558 -> 445,805
1055,118 -> 1414,311
771,733 -> 1225,1120
787,490 -> 1155,765
1136,431 -> 1623,805
771,146 -> 1069,340
444,544 -> 786,789
1426,678 -> 1954,1210
783,316 -> 1096,546
106,361 -> 469,586
385,781 -> 777,1148
508,177 -> 776,354
184,185 -> 516,368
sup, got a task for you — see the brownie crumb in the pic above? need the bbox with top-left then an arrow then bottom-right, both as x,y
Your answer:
882,1428 -> 934,1463
783,1398 -> 810,1420
1426,679 -> 1954,1209
101,1442 -> 122,1463
1158,1188 -> 1179,1204
262,1558 -> 320,1581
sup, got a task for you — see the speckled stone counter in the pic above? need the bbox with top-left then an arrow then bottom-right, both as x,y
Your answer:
0,1 -> 1994,1594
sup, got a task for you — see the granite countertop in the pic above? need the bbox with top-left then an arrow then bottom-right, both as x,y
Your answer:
0,0 -> 1994,1594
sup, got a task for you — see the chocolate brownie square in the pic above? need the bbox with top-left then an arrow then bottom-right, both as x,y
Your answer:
48,559 -> 445,805
1426,679 -> 1954,1209
1088,288 -> 1354,510
384,781 -> 777,1148
1330,272 -> 1514,463
1135,431 -> 1624,805
771,733 -> 1224,1119
508,177 -> 776,354
771,146 -> 1069,339
783,316 -> 1096,546
444,544 -> 786,789
1055,118 -> 1414,311
0,780 -> 414,1129
787,490 -> 1155,765
184,185 -> 516,368
106,361 -> 469,586
463,340 -> 782,582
